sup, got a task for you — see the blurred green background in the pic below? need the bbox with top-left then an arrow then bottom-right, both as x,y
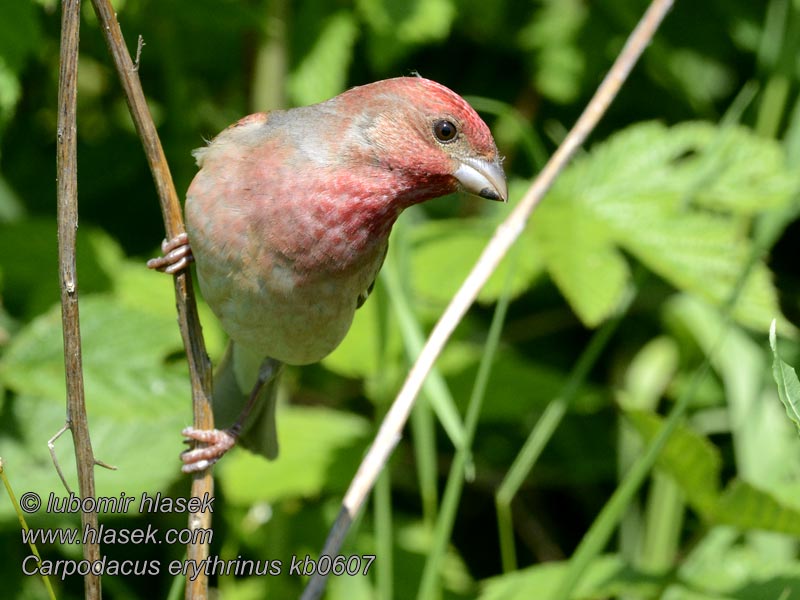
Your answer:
2,0 -> 800,599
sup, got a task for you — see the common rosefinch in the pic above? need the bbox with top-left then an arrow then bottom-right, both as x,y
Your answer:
149,76 -> 506,472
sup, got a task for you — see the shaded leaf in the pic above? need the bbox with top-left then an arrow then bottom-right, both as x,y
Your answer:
218,406 -> 370,503
715,480 -> 800,536
408,214 -> 543,307
480,554 -> 667,600
625,410 -> 721,516
288,11 -> 358,106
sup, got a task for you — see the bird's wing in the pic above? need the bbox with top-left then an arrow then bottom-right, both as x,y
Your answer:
357,241 -> 388,309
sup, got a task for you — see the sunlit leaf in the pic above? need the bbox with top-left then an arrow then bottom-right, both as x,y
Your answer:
532,121 -> 798,330
770,319 -> 800,436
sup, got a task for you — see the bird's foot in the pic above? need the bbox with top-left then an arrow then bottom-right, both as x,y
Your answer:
147,232 -> 193,274
180,426 -> 237,473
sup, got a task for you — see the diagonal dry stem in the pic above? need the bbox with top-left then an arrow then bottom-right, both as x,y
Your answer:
88,2 -> 215,598
301,0 -> 676,598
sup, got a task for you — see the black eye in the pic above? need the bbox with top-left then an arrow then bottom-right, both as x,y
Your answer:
433,119 -> 457,142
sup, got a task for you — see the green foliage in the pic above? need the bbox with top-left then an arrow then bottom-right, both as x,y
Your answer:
218,406 -> 370,504
531,121 -> 797,330
1,1 -> 800,599
770,320 -> 800,436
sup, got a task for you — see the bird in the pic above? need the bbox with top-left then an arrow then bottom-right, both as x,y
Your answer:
148,76 -> 507,473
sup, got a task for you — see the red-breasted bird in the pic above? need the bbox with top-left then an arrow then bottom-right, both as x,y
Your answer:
149,76 -> 507,472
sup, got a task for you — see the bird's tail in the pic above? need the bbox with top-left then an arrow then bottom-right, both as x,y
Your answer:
212,343 -> 282,460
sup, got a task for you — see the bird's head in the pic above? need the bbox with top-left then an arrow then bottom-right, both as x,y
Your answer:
339,76 -> 507,206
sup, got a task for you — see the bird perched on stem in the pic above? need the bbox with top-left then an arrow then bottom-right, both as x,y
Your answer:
149,76 -> 507,473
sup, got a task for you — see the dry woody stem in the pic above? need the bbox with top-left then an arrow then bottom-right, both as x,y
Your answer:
301,0 -> 676,598
88,1 -> 215,598
56,0 -> 102,598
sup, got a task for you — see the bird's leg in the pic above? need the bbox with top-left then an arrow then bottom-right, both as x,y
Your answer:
146,232 -> 193,274
180,358 -> 279,473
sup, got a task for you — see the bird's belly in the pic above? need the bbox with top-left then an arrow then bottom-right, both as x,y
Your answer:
195,247 -> 383,366
220,279 -> 355,365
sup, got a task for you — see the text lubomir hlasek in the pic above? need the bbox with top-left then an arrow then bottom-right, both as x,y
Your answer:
45,492 -> 214,514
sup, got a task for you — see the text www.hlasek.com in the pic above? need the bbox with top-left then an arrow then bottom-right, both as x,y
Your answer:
21,523 -> 212,546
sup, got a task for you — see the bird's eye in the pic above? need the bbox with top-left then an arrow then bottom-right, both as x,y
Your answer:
433,119 -> 458,143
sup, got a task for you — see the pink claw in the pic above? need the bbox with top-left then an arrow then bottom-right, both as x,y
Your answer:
180,427 -> 238,473
147,232 -> 193,274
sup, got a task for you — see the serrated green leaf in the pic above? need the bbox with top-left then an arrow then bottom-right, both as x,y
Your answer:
218,406 -> 369,503
533,121 -> 798,331
0,296 -> 189,515
534,193 -> 629,326
770,320 -> 800,436
625,410 -> 721,516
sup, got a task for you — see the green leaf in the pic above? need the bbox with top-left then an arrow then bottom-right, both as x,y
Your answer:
0,0 -> 41,72
218,406 -> 370,503
517,0 -> 587,104
357,0 -> 455,42
322,287 -> 403,380
533,191 -> 629,326
532,121 -> 798,330
0,219 -> 118,319
674,526 -> 800,599
0,296 -> 189,515
625,410 -> 721,516
0,173 -> 23,223
446,347 -> 606,421
288,12 -> 358,106
0,57 -> 21,131
665,49 -> 735,108
714,480 -> 800,536
770,319 -> 800,436
408,214 -> 543,307
480,554 -> 667,600
667,296 -> 800,495
626,410 -> 800,536
358,0 -> 456,70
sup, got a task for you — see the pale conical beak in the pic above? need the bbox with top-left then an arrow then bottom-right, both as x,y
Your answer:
454,156 -> 508,202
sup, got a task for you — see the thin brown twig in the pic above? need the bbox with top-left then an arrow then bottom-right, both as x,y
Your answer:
300,0 -> 676,597
47,424 -> 73,495
56,0 -> 101,598
133,35 -> 145,72
88,2 -> 215,598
